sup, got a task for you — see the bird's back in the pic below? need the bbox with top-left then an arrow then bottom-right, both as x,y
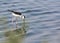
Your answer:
13,12 -> 21,15
8,10 -> 21,15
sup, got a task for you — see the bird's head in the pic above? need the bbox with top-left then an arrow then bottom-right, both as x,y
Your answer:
20,15 -> 25,19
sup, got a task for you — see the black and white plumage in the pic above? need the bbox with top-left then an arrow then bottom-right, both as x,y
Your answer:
8,10 -> 25,19
8,10 -> 25,28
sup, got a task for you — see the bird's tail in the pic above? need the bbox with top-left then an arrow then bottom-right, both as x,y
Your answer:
8,10 -> 14,12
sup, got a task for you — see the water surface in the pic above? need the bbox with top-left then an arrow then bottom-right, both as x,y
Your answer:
0,0 -> 60,43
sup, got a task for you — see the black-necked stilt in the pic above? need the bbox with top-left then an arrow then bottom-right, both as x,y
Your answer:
8,10 -> 25,28
8,10 -> 25,19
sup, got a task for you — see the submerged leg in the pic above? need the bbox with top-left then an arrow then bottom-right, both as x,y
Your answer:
21,18 -> 26,33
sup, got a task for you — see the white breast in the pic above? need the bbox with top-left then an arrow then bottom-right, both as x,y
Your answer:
12,13 -> 20,17
12,13 -> 24,19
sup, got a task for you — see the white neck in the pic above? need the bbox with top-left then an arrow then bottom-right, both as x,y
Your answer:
20,15 -> 25,19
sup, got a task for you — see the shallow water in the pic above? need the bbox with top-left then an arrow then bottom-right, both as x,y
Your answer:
0,0 -> 60,43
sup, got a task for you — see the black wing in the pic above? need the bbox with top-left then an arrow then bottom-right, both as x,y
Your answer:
13,12 -> 21,15
8,10 -> 22,15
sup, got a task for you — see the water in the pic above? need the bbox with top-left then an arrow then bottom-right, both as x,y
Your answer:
0,0 -> 60,43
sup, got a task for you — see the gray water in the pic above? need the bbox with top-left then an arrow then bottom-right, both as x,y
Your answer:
0,0 -> 60,43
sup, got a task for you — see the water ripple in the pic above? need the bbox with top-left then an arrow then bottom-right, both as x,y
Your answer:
0,0 -> 60,43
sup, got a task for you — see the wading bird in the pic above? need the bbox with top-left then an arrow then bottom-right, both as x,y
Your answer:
8,10 -> 25,28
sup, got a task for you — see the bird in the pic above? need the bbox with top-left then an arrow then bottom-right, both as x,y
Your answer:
8,10 -> 25,28
8,10 -> 25,19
